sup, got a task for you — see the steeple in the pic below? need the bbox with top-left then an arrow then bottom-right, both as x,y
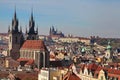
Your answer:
28,8 -> 35,34
31,9 -> 33,21
26,8 -> 38,40
14,6 -> 17,20
20,26 -> 22,33
12,7 -> 19,33
26,27 -> 28,34
49,27 -> 51,35
36,26 -> 38,34
107,40 -> 112,51
8,25 -> 10,33
52,26 -> 54,32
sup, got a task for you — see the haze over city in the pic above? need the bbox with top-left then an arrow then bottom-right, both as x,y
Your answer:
0,0 -> 120,38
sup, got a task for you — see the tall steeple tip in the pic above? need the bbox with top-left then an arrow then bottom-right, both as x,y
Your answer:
14,5 -> 17,19
20,26 -> 22,33
31,7 -> 33,20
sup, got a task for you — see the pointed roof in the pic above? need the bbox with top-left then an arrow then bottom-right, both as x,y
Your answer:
12,7 -> 19,32
31,10 -> 33,21
20,26 -> 22,33
8,25 -> 10,32
14,6 -> 17,19
30,8 -> 34,21
26,27 -> 27,34
21,40 -> 47,50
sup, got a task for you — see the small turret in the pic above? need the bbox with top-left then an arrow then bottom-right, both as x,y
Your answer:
105,40 -> 112,59
20,26 -> 22,33
28,10 -> 35,34
26,27 -> 27,34
107,41 -> 112,51
36,27 -> 38,34
8,25 -> 10,33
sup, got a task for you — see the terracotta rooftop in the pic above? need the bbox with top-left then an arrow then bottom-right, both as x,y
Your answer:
63,72 -> 81,80
87,63 -> 98,71
21,40 -> 47,50
108,68 -> 120,75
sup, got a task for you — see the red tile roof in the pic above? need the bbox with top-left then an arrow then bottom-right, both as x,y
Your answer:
63,72 -> 81,80
108,68 -> 120,75
87,63 -> 98,70
21,40 -> 47,50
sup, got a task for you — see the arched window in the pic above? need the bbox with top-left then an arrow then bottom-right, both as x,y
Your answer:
10,36 -> 11,42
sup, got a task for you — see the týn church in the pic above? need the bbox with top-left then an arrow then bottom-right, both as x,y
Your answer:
8,9 -> 49,69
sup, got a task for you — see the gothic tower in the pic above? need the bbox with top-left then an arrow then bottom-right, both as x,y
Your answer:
26,10 -> 38,40
8,9 -> 24,60
105,41 -> 112,59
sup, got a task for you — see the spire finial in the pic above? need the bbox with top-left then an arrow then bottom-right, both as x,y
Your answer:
20,26 -> 22,33
14,5 -> 17,19
31,7 -> 33,20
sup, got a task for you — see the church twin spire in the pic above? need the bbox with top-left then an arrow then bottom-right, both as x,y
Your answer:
11,8 -> 19,33
26,9 -> 38,35
9,7 -> 38,35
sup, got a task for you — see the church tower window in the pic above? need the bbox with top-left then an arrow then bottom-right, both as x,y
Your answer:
10,36 -> 11,43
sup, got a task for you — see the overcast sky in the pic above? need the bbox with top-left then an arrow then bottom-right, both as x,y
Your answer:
0,0 -> 120,38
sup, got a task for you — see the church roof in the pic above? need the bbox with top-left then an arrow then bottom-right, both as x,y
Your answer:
21,40 -> 47,50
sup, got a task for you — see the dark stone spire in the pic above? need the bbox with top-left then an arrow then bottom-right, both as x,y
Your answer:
36,27 -> 38,34
28,9 -> 35,34
26,27 -> 27,34
12,7 -> 19,33
20,26 -> 22,33
8,25 -> 10,33
14,7 -> 17,20
52,26 -> 54,32
49,27 -> 51,35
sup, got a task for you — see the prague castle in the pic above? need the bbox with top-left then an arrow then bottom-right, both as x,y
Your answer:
8,9 -> 49,68
49,26 -> 64,37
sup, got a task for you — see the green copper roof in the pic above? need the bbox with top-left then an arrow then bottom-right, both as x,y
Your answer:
107,45 -> 112,50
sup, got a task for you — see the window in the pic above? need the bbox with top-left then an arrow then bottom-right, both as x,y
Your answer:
101,76 -> 103,80
10,36 -> 11,42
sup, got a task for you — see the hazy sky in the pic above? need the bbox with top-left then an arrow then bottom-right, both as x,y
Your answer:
0,0 -> 120,38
